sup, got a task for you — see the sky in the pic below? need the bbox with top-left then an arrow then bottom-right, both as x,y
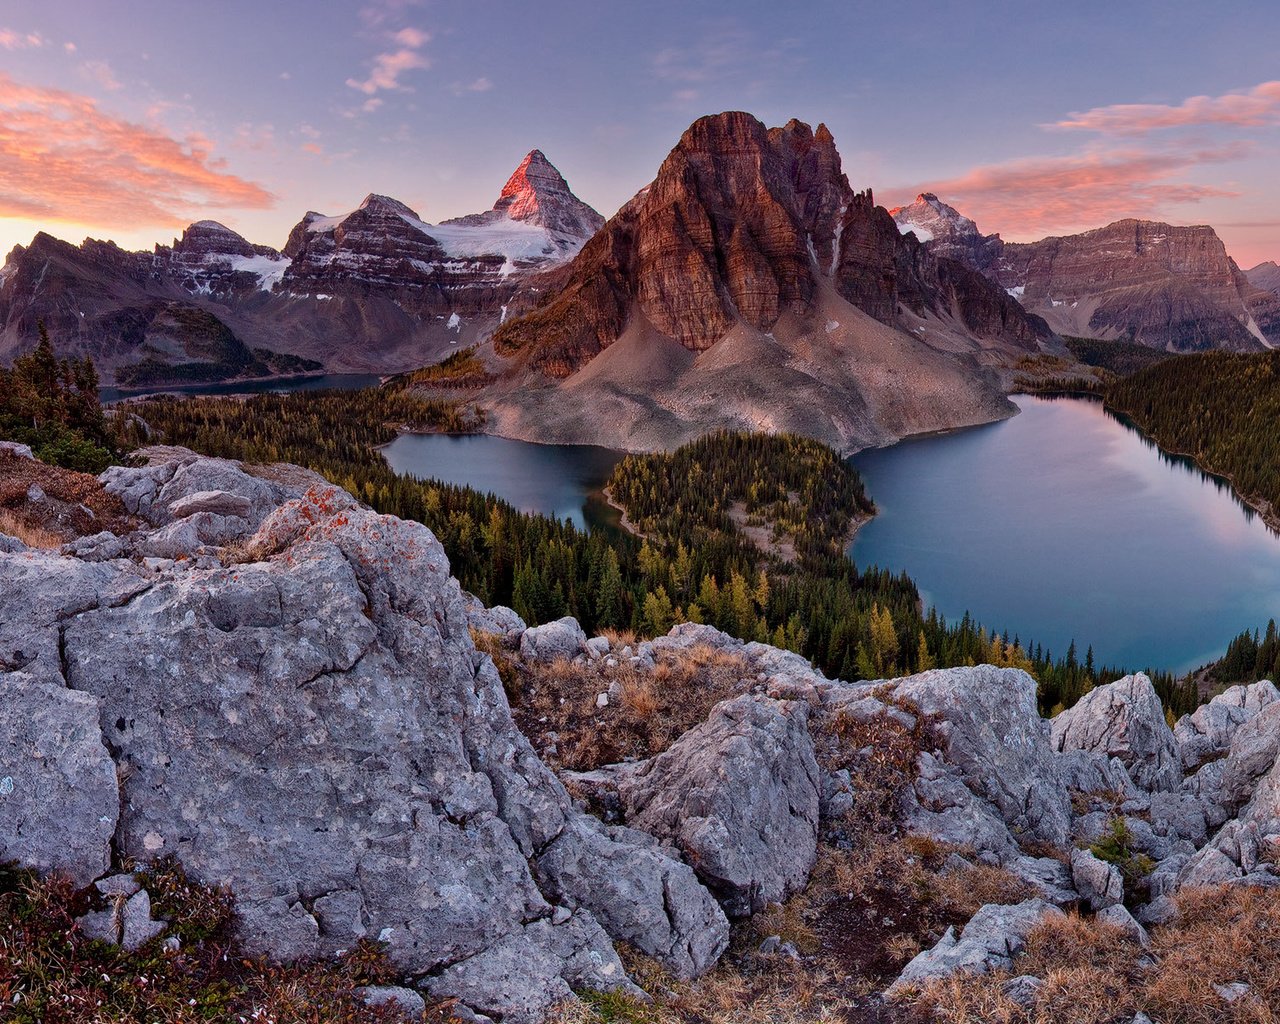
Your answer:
3,0 -> 1280,266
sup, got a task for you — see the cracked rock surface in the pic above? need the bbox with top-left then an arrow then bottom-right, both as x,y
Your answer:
0,448 -> 669,1023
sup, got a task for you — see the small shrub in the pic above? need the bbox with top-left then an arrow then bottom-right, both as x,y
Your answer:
1089,817 -> 1155,888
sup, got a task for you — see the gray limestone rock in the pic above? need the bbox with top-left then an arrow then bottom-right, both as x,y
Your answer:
1051,674 -> 1181,792
424,912 -> 642,1024
1096,903 -> 1150,947
0,441 -> 34,459
1002,974 -> 1045,1009
535,812 -> 728,979
357,986 -> 427,1016
121,888 -> 166,951
464,596 -> 526,639
0,673 -> 118,886
1219,702 -> 1280,810
884,666 -> 1072,849
887,899 -> 1064,996
1174,681 -> 1279,771
167,489 -> 254,521
614,694 -> 821,917
1071,848 -> 1124,910
518,616 -> 588,663
61,531 -> 125,562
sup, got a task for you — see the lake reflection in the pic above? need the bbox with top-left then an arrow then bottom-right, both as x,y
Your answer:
850,395 -> 1280,673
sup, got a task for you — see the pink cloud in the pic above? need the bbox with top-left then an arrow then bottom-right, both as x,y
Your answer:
0,73 -> 274,228
899,144 -> 1249,237
79,59 -> 122,92
0,29 -> 43,50
1050,81 -> 1280,135
346,28 -> 430,96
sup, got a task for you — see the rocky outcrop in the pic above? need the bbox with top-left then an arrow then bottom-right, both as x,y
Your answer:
1070,849 -> 1124,910
1,448 -> 725,1023
613,695 -> 821,917
1174,680 -> 1279,770
886,665 -> 1072,852
16,449 -> 1280,1018
534,814 -> 729,979
1050,673 -> 1181,792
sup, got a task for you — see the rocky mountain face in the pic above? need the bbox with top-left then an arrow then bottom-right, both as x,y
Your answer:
996,220 -> 1279,351
493,112 -> 1048,377
477,112 -> 1052,453
1247,260 -> 1280,295
0,151 -> 601,385
890,192 -> 1004,271
443,148 -> 605,240
893,200 -> 1278,352
7,443 -> 1280,1020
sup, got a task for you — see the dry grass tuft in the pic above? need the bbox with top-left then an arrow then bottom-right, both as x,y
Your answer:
511,643 -> 750,771
908,884 -> 1280,1024
0,508 -> 62,548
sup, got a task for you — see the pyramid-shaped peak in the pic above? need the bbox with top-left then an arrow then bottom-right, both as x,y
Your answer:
499,150 -> 573,202
489,151 -> 603,238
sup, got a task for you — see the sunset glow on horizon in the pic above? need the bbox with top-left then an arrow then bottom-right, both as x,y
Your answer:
2,1 -> 1280,266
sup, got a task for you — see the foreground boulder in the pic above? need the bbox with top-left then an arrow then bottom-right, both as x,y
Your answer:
887,898 -> 1065,996
535,814 -> 729,979
1050,673 -> 1181,792
881,666 -> 1072,853
613,695 -> 821,917
1,450 -> 720,1022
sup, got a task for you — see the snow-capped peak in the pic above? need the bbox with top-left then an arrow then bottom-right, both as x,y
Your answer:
441,150 -> 604,241
889,193 -> 979,241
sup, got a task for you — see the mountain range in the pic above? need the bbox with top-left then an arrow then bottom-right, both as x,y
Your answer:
477,112 -> 1050,452
3,109 -> 1278,452
0,149 -> 600,385
891,194 -> 1280,352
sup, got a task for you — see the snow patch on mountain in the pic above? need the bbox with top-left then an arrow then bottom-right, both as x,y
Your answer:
896,221 -> 934,243
225,254 -> 291,292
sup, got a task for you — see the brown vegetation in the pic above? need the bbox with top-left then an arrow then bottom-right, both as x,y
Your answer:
0,860 -> 430,1024
507,642 -> 750,771
0,450 -> 138,544
910,885 -> 1280,1024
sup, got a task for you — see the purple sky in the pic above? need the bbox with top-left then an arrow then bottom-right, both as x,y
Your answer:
2,1 -> 1280,266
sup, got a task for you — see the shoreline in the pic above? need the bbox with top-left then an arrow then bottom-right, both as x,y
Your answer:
1104,406 -> 1280,535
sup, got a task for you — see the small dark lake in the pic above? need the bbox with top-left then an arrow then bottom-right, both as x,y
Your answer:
99,373 -> 384,404
381,432 -> 624,532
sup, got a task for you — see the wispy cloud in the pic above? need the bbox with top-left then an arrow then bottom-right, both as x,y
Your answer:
0,73 -> 274,228
357,0 -> 424,29
0,29 -> 43,50
1049,81 -> 1280,135
450,76 -> 492,96
651,21 -> 803,106
79,59 -> 122,92
346,26 -> 430,97
907,143 -> 1248,237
